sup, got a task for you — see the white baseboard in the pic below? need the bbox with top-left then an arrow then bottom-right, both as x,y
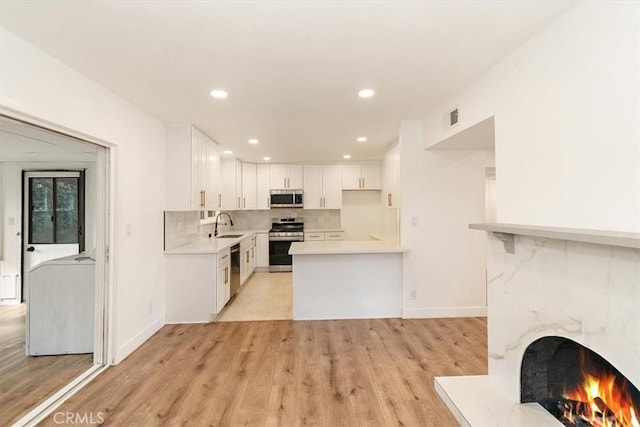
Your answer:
114,316 -> 165,364
165,320 -> 209,325
402,306 -> 487,319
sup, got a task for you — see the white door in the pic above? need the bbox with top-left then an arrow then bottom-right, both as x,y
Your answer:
23,171 -> 84,299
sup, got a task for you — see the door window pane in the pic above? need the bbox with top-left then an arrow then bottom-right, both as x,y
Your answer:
55,178 -> 79,244
29,176 -> 81,245
30,178 -> 54,244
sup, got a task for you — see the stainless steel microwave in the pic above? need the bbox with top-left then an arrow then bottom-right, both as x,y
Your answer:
270,189 -> 303,208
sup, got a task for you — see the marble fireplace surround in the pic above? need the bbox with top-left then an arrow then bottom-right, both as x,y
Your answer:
435,223 -> 640,426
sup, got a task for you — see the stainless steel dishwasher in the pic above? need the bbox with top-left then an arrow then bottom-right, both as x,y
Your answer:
230,243 -> 241,296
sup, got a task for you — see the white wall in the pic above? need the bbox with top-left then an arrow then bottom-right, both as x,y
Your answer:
400,121 -> 489,318
0,27 -> 168,363
340,191 -> 381,240
424,1 -> 640,233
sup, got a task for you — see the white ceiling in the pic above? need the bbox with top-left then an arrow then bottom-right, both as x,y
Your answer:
0,117 -> 97,162
0,1 -> 576,163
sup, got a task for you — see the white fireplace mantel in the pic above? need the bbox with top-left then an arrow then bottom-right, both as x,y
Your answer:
436,223 -> 640,426
469,223 -> 640,250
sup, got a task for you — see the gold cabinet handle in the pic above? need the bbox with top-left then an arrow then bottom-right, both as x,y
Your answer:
218,193 -> 221,208
199,190 -> 205,207
243,197 -> 246,208
388,193 -> 392,207
283,177 -> 286,188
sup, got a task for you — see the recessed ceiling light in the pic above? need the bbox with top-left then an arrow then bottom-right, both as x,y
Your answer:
223,150 -> 233,155
358,89 -> 375,98
210,89 -> 228,99
357,137 -> 367,142
343,154 -> 352,159
248,139 -> 259,144
263,156 -> 271,161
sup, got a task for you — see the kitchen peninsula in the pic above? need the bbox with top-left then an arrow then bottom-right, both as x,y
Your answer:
289,240 -> 407,320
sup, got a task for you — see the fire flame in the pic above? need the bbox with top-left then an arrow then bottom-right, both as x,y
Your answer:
564,372 -> 640,427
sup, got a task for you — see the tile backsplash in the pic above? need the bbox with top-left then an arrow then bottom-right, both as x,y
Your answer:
164,209 -> 340,250
231,209 -> 340,230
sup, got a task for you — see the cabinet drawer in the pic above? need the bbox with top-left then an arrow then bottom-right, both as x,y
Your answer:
217,248 -> 231,265
305,233 -> 325,241
325,232 -> 344,240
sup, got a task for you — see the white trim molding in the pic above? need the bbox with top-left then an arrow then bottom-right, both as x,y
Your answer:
402,306 -> 487,319
114,316 -> 165,364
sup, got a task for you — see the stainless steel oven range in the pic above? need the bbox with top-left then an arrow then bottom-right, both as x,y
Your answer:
268,218 -> 304,272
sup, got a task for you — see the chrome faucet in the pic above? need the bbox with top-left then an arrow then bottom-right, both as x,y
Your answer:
214,212 -> 234,237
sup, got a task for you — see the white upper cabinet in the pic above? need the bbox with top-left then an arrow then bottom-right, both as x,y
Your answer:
342,163 -> 381,190
383,142 -> 401,208
241,162 -> 257,209
220,157 -> 241,210
270,164 -> 303,189
303,164 -> 342,209
322,165 -> 342,208
303,165 -> 323,209
257,164 -> 271,209
220,160 -> 270,210
166,125 -> 220,211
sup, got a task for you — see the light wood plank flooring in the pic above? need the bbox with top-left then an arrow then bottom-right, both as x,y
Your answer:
217,272 -> 293,322
0,305 -> 93,425
41,317 -> 487,426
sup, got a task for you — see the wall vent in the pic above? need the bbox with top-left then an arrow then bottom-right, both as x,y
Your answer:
449,108 -> 459,127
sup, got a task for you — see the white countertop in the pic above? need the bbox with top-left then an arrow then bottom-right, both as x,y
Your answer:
165,229 -> 262,254
305,228 -> 345,233
289,240 -> 406,255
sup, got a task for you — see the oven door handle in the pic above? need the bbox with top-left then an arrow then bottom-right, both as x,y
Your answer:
269,237 -> 304,242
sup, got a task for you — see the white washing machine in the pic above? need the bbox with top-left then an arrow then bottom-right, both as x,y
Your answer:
26,252 -> 95,356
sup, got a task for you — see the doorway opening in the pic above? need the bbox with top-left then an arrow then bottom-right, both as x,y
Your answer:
0,114 -> 111,426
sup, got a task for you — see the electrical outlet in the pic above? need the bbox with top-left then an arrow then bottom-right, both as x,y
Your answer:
411,216 -> 418,226
410,289 -> 418,300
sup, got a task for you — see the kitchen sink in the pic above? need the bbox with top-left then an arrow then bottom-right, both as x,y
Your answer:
217,234 -> 244,238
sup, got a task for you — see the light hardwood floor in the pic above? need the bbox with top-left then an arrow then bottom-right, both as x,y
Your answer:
41,317 -> 487,426
0,305 -> 93,426
217,272 -> 293,322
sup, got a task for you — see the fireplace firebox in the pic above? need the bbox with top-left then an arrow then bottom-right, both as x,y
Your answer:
521,336 -> 640,426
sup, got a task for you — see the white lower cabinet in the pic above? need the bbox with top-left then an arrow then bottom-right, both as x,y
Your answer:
166,254 -> 218,323
250,236 -> 257,272
305,232 -> 325,241
304,231 -> 344,241
216,258 -> 231,313
256,233 -> 269,267
166,234 -> 260,323
325,232 -> 344,240
239,235 -> 257,285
